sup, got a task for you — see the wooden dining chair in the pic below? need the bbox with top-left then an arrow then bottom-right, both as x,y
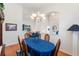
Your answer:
22,40 -> 29,56
24,32 -> 32,38
17,36 -> 25,56
54,39 -> 61,56
18,36 -> 23,51
0,44 -> 6,56
44,34 -> 50,42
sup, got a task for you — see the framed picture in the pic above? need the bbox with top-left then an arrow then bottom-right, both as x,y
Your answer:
52,25 -> 57,32
5,23 -> 17,31
22,24 -> 31,31
52,25 -> 59,35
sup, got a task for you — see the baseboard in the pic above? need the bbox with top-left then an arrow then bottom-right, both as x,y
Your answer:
59,49 -> 72,56
6,43 -> 18,47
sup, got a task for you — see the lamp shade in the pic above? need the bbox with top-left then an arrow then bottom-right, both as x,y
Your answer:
67,24 -> 79,31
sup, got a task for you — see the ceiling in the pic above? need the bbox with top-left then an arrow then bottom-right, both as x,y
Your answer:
21,3 -> 60,19
22,3 -> 56,13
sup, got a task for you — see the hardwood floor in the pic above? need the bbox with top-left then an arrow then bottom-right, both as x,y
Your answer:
5,44 -> 20,56
5,44 -> 71,56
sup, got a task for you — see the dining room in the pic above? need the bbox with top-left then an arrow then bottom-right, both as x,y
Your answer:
0,3 -> 79,56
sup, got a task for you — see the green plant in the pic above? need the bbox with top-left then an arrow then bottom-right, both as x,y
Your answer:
0,3 -> 4,11
0,3 -> 4,23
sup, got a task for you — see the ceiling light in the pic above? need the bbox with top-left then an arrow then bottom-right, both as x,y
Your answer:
30,9 -> 46,21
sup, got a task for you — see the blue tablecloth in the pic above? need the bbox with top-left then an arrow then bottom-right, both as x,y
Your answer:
24,38 -> 55,56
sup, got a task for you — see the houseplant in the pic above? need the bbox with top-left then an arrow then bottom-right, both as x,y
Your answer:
0,3 -> 5,23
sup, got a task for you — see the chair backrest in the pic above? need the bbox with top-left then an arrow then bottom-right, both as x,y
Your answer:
24,32 -> 31,38
18,36 -> 23,51
44,34 -> 50,42
54,39 -> 61,56
1,44 -> 5,56
22,40 -> 28,55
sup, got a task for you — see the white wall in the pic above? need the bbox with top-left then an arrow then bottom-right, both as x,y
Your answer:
3,3 -> 23,46
23,8 -> 34,33
52,3 -> 79,55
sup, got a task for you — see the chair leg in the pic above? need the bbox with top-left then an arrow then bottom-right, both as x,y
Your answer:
16,49 -> 25,56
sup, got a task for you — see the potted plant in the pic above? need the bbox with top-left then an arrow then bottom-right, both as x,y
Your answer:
0,3 -> 5,23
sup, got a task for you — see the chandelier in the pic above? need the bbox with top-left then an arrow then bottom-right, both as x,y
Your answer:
30,10 -> 46,21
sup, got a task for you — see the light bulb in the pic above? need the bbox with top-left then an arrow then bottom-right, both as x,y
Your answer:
40,14 -> 45,17
32,13 -> 37,17
31,16 -> 34,19
43,17 -> 46,19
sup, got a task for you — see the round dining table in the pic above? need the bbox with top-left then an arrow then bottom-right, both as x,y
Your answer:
24,37 -> 55,56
